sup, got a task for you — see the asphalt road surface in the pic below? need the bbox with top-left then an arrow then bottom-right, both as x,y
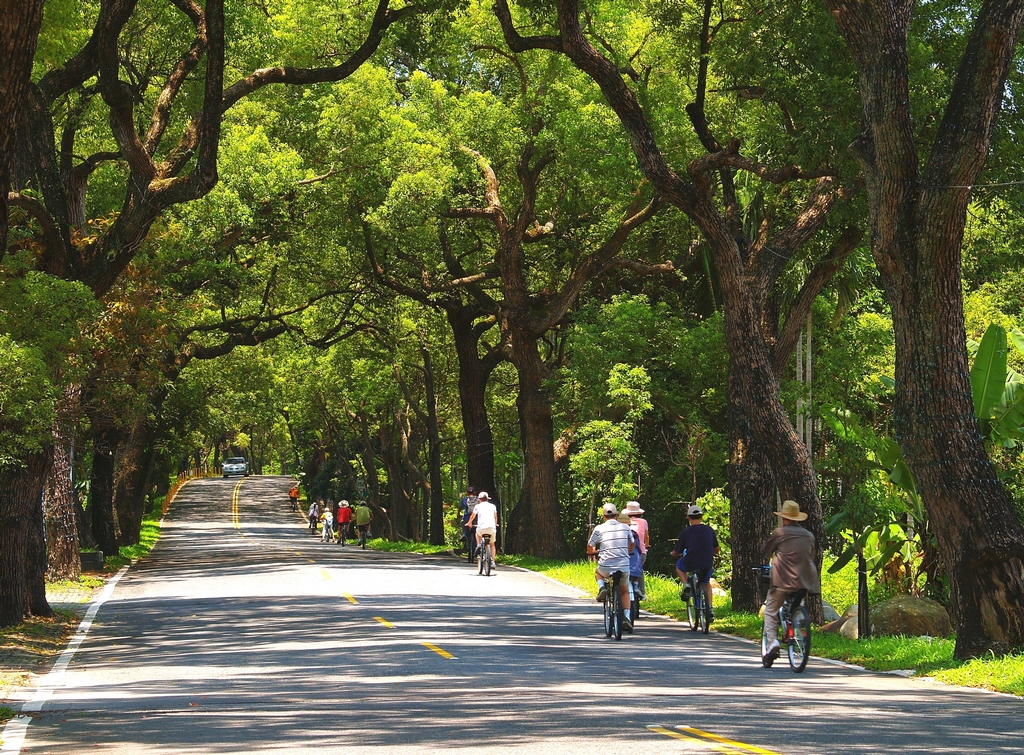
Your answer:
6,475 -> 1023,754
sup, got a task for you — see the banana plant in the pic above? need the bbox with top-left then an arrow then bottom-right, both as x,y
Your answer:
968,324 -> 1024,447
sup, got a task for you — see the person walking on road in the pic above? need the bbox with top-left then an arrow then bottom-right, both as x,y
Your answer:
762,500 -> 820,661
587,503 -> 634,631
458,486 -> 479,555
355,502 -> 373,548
466,491 -> 498,567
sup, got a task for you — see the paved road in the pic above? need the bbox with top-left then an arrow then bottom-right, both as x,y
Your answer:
6,476 -> 1023,754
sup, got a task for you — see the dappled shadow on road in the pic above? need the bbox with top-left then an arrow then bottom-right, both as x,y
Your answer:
25,475 -> 1024,754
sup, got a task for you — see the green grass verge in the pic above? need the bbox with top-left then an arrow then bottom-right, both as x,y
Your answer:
366,538 -> 451,555
105,510 -> 162,570
0,705 -> 15,725
500,554 -> 1024,697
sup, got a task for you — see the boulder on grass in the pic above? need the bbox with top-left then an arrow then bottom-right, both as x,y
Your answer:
839,615 -> 860,640
871,596 -> 951,638
822,600 -> 841,623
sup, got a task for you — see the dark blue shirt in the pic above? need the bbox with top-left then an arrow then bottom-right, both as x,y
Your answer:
674,523 -> 718,571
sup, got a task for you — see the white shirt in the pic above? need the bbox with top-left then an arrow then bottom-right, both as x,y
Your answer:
472,501 -> 498,529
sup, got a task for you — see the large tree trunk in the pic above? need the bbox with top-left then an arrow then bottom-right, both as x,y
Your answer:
44,384 -> 82,580
89,430 -> 121,557
448,307 -> 500,499
113,421 -> 152,546
25,485 -> 53,617
422,347 -> 446,545
0,0 -> 45,255
892,271 -> 1024,657
822,0 -> 1024,656
504,327 -> 570,558
0,451 -> 51,627
727,373 -> 778,612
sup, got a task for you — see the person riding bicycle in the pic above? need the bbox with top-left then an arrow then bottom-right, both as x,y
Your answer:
335,500 -> 352,545
762,500 -> 820,661
289,484 -> 299,511
618,510 -> 644,607
670,504 -> 720,621
354,501 -> 373,548
320,503 -> 334,543
465,491 -> 498,567
587,503 -> 634,631
458,486 -> 479,555
308,500 -> 320,534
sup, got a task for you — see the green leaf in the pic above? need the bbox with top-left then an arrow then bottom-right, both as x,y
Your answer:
825,511 -> 852,535
878,375 -> 895,390
991,389 -> 1024,439
1011,328 -> 1024,355
971,324 -> 1008,420
828,546 -> 857,573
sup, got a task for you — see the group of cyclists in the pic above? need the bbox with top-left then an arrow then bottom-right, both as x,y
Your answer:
291,484 -> 373,548
290,477 -> 819,665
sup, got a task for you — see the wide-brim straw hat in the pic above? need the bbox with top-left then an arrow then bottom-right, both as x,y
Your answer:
775,500 -> 808,521
616,511 -> 630,524
624,501 -> 644,515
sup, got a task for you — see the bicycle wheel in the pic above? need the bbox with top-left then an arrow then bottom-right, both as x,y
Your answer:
787,606 -> 811,673
630,597 -> 639,625
761,621 -> 776,668
467,539 -> 474,564
478,548 -> 484,574
484,550 -> 492,576
612,584 -> 623,640
701,586 -> 711,634
603,592 -> 613,637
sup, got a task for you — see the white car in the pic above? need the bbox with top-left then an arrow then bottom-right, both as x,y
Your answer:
222,457 -> 249,477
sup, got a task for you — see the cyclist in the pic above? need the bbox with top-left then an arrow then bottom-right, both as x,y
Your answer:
466,491 -> 498,567
458,486 -> 479,555
289,484 -> 299,511
670,504 -> 720,621
308,500 -> 320,534
335,500 -> 352,545
587,503 -> 634,631
762,500 -> 820,661
354,501 -> 373,548
320,503 -> 334,543
624,501 -> 649,598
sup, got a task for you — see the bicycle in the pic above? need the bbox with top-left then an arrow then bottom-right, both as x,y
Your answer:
602,570 -> 626,640
357,525 -> 369,549
755,565 -> 811,673
464,525 -> 477,564
477,533 -> 494,576
684,570 -> 712,634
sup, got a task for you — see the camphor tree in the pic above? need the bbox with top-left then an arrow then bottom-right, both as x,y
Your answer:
822,0 -> 1024,656
0,0 -> 449,627
493,0 -> 863,604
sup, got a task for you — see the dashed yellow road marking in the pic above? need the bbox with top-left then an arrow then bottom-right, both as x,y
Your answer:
343,593 -> 358,604
373,616 -> 394,628
421,642 -> 454,659
675,726 -> 783,755
306,559 -> 315,563
646,725 -> 782,755
320,569 -> 331,580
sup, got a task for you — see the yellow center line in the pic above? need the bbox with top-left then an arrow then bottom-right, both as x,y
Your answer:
320,569 -> 331,580
231,479 -> 245,531
675,726 -> 783,755
373,616 -> 394,628
646,726 -> 747,755
343,593 -> 358,604
306,558 -> 315,563
421,642 -> 454,659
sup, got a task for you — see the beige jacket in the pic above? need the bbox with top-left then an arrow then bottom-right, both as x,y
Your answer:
764,524 -> 820,593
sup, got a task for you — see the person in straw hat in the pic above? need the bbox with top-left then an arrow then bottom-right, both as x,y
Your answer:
762,500 -> 821,660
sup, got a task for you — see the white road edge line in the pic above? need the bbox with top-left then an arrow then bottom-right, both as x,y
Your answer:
0,564 -> 131,753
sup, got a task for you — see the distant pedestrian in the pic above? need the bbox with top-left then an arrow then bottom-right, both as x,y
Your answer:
625,501 -> 649,598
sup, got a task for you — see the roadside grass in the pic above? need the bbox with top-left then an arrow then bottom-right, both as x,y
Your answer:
105,510 -> 162,570
0,608 -> 80,696
0,705 -> 14,724
367,538 -> 450,555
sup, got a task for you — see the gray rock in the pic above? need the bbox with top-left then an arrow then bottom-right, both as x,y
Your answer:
871,595 -> 952,638
822,600 -> 841,623
839,615 -> 860,640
